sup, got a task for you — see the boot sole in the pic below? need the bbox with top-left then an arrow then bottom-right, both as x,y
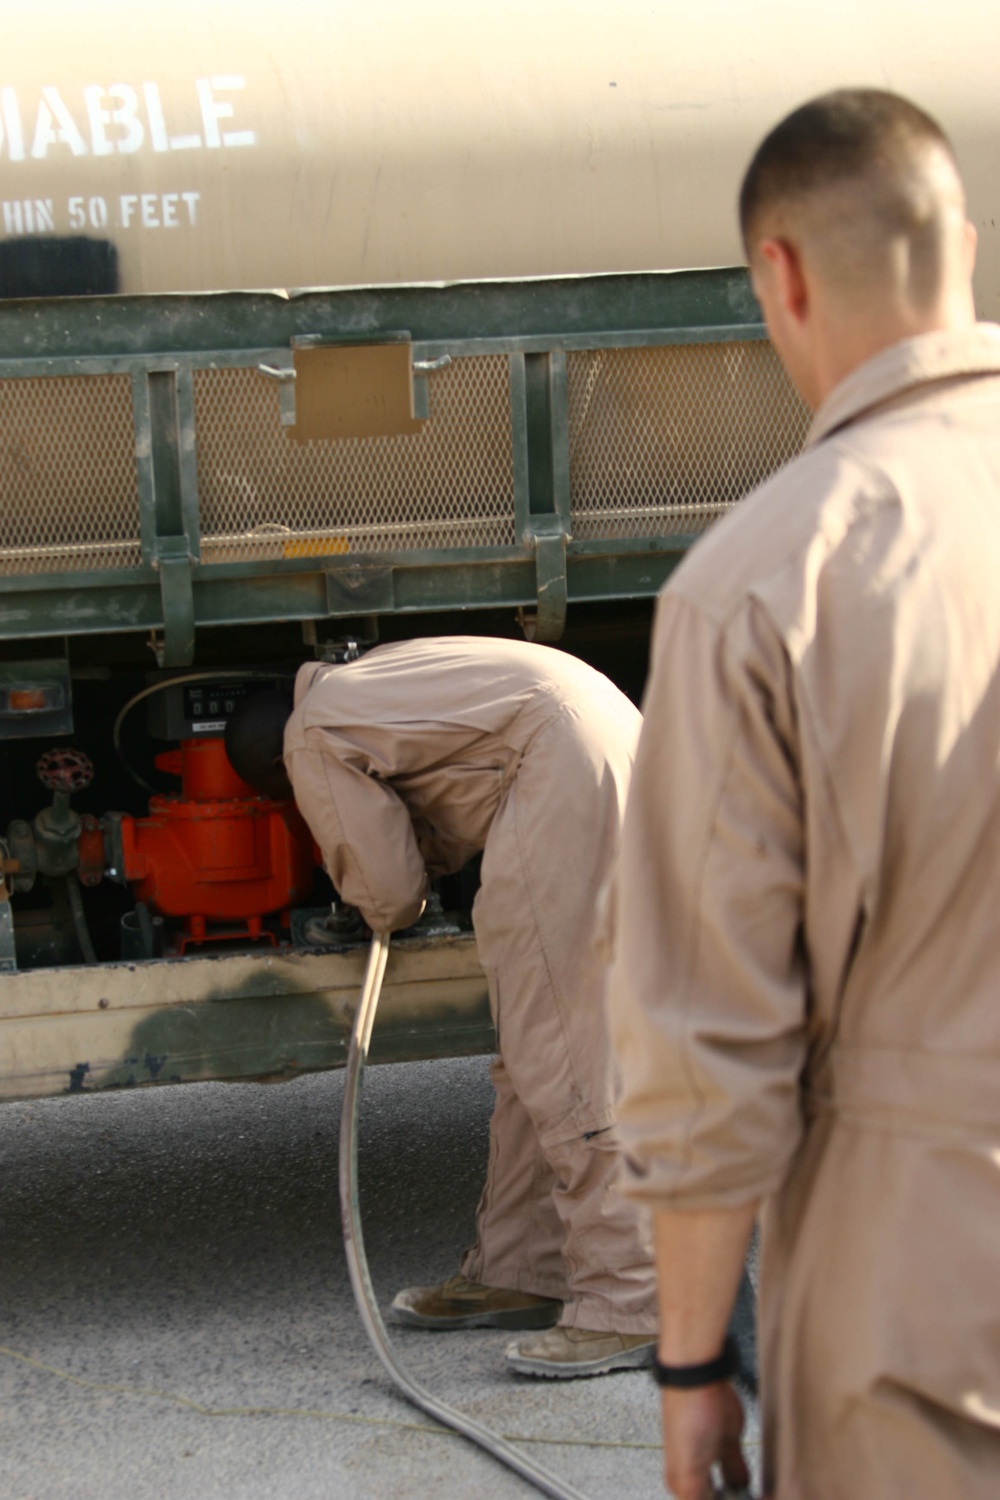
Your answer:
505,1342 -> 656,1378
391,1300 -> 561,1332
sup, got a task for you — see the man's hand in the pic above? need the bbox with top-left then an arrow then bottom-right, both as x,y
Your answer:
661,1381 -> 749,1500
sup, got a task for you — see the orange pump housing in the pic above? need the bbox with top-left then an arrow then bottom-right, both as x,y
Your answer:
117,737 -> 315,941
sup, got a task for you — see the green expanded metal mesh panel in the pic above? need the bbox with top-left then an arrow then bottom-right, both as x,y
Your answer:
192,355 -> 517,563
0,373 -> 141,574
566,341 -> 810,540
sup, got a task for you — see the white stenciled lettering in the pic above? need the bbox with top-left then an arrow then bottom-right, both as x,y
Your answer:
111,84 -> 145,154
1,189 -> 200,237
0,88 -> 25,163
116,191 -> 198,230
0,79 -> 257,170
142,82 -> 169,153
0,199 -> 55,234
87,83 -> 144,155
71,196 -> 104,230
84,85 -> 114,157
141,77 -> 202,149
196,77 -> 227,149
32,87 -> 88,159
196,76 -> 254,149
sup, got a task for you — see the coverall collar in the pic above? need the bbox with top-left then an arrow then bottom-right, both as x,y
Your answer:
807,322 -> 1000,447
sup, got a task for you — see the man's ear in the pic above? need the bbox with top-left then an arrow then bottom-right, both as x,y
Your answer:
758,236 -> 810,328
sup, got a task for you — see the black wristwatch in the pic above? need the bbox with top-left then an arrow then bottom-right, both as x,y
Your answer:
652,1335 -> 740,1389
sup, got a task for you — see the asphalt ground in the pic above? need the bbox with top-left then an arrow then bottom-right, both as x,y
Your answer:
0,1056 -> 760,1499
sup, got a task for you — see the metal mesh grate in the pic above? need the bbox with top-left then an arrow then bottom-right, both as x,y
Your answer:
0,375 -> 141,574
193,356 -> 516,563
567,341 -> 811,540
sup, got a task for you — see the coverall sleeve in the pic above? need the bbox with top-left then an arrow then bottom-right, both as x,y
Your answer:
285,728 -> 429,933
609,588 -> 809,1209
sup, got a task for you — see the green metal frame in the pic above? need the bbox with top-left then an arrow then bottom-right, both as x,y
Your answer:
0,267 -> 765,662
0,266 -> 771,1097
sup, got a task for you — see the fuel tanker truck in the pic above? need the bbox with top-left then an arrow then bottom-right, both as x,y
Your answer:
0,0 -> 997,1102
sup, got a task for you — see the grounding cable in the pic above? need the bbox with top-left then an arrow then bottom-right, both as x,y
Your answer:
0,932 -> 757,1497
339,932 -> 593,1500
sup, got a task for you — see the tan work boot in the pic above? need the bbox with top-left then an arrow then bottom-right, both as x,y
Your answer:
391,1273 -> 562,1331
505,1326 -> 657,1378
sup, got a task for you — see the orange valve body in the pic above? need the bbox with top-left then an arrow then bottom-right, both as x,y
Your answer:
118,737 -> 315,925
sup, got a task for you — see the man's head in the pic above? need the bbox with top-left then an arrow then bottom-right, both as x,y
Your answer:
224,687 -> 294,801
739,89 -> 977,408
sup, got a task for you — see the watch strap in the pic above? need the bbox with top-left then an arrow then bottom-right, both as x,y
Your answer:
652,1335 -> 740,1389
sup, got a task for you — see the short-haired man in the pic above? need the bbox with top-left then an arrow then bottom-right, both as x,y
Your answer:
610,90 -> 1000,1496
227,636 -> 658,1376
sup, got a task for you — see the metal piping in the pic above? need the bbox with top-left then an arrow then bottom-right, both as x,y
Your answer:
64,873 -> 97,965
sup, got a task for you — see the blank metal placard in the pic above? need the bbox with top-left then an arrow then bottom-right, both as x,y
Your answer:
289,343 -> 424,441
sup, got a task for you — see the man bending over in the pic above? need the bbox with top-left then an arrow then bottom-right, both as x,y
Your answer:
227,635 -> 657,1379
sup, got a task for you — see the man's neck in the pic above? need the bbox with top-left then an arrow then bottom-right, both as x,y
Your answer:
812,292 -> 977,407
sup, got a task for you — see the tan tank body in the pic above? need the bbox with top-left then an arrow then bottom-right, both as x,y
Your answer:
3,0 -> 1000,314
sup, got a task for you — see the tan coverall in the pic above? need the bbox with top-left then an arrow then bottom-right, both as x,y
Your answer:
610,327 -> 1000,1494
284,636 -> 657,1333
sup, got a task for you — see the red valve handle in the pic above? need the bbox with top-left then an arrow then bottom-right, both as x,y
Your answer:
36,746 -> 95,794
